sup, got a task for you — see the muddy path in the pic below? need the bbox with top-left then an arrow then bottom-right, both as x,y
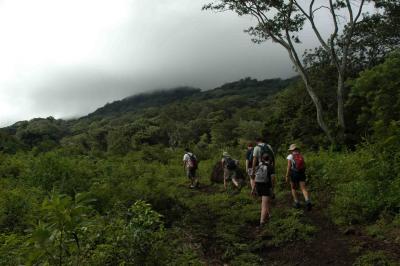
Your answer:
263,194 -> 357,265
185,182 -> 400,265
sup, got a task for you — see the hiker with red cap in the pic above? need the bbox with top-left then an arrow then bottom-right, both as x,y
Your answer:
285,144 -> 312,210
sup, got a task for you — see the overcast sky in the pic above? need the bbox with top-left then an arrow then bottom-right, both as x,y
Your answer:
0,0 -> 371,127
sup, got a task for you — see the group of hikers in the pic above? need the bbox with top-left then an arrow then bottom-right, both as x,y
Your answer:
182,137 -> 312,227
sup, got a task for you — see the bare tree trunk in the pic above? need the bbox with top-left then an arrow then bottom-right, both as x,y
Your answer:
301,74 -> 335,144
286,49 -> 335,144
337,72 -> 346,142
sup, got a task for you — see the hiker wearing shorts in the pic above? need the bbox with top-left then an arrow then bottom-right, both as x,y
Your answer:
245,143 -> 255,192
183,148 -> 199,189
251,137 -> 276,197
221,152 -> 241,191
285,144 -> 312,210
252,153 -> 272,226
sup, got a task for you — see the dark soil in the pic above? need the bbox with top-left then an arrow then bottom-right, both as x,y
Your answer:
262,192 -> 400,266
188,185 -> 400,266
263,195 -> 358,265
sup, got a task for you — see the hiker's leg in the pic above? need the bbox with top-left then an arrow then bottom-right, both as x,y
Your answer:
250,178 -> 255,190
191,170 -> 197,186
230,171 -> 239,188
290,182 -> 299,202
260,196 -> 270,224
248,168 -> 255,190
299,182 -> 310,201
223,169 -> 229,190
193,170 -> 199,186
187,169 -> 193,186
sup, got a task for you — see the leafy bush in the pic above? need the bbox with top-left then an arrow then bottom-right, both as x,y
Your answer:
87,200 -> 170,266
0,185 -> 41,232
353,251 -> 398,266
330,180 -> 383,225
264,209 -> 316,247
25,192 -> 97,265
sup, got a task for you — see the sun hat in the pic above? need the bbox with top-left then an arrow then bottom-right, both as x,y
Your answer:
288,144 -> 298,151
223,151 -> 230,157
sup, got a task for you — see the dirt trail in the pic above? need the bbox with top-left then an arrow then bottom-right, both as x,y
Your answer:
188,183 -> 400,265
264,195 -> 357,265
263,192 -> 400,265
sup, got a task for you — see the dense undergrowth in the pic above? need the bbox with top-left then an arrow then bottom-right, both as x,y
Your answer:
0,134 -> 399,265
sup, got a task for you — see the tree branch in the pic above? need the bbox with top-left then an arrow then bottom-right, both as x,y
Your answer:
328,0 -> 340,68
312,5 -> 331,15
345,0 -> 354,23
354,0 -> 365,23
294,0 -> 330,52
248,0 -> 289,47
285,0 -> 305,73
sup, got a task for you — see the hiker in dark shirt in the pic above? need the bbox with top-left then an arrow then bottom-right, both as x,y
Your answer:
221,151 -> 241,191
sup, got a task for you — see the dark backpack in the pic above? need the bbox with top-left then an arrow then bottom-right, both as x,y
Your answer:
225,157 -> 237,170
291,152 -> 305,172
258,144 -> 275,165
187,153 -> 198,170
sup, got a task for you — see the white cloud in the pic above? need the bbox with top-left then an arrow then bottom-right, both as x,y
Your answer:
0,0 -> 297,127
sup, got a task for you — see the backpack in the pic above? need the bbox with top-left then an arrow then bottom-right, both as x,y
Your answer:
225,157 -> 237,170
255,162 -> 271,184
291,152 -> 305,172
258,144 -> 275,165
187,153 -> 198,170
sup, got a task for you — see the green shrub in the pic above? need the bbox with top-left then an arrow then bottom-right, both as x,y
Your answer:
353,251 -> 398,266
264,209 -> 316,247
0,186 -> 41,232
87,200 -> 170,266
0,233 -> 28,265
330,180 -> 383,225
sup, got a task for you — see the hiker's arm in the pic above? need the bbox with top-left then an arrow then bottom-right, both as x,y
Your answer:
251,156 -> 257,177
285,160 -> 291,183
245,160 -> 249,172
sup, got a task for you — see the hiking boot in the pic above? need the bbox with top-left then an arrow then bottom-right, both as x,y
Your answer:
293,201 -> 301,209
306,201 -> 312,211
189,184 -> 196,189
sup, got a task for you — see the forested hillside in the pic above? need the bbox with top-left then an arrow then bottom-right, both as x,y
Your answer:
0,1 -> 399,264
